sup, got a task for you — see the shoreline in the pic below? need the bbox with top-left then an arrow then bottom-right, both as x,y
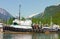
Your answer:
3,31 -> 58,34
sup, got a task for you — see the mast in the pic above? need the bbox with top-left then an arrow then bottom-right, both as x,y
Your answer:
39,21 -> 41,26
19,4 -> 21,20
50,16 -> 53,26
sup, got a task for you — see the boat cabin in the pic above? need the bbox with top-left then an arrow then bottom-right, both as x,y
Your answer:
13,19 -> 32,26
10,19 -> 32,29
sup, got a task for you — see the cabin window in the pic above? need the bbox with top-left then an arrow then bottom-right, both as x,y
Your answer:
13,22 -> 19,25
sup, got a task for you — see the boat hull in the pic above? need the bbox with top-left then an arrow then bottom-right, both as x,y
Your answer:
3,26 -> 32,32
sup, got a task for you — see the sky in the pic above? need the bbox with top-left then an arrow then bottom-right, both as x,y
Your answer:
0,0 -> 60,17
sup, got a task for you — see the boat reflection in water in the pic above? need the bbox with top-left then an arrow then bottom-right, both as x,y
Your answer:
3,34 -> 32,39
3,33 -> 60,39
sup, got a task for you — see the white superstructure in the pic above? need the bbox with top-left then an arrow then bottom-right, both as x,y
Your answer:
13,19 -> 32,26
10,19 -> 32,29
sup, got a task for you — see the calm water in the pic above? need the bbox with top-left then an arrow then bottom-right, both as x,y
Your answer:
0,33 -> 3,39
3,33 -> 60,39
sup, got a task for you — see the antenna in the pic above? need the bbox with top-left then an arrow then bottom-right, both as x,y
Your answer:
19,4 -> 21,20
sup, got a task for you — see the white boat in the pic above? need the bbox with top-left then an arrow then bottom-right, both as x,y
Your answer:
4,19 -> 33,32
3,5 -> 33,32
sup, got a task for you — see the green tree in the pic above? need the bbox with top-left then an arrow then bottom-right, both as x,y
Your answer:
21,17 -> 26,21
7,17 -> 14,25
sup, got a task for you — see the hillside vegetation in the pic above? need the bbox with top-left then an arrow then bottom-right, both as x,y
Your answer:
32,4 -> 60,25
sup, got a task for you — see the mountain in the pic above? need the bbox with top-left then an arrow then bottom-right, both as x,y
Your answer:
32,4 -> 60,25
44,4 -> 60,17
28,13 -> 40,18
0,8 -> 13,21
33,13 -> 44,18
43,4 -> 60,24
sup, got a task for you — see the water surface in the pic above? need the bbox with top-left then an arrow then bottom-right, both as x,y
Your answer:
0,33 -> 3,39
3,33 -> 60,39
